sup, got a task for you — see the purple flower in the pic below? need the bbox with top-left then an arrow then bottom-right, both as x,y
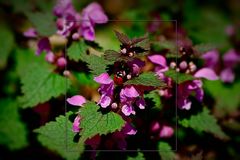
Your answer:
53,0 -> 77,17
23,28 -> 37,38
201,50 -> 219,69
194,68 -> 218,80
36,37 -> 51,55
177,80 -> 203,110
220,49 -> 240,83
150,121 -> 174,138
127,59 -> 145,76
94,73 -> 114,108
66,95 -> 86,132
80,2 -> 108,41
148,54 -> 169,74
220,68 -> 235,83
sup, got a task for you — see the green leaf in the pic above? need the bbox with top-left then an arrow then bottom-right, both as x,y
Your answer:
18,54 -> 69,108
179,108 -> 228,139
193,43 -> 216,55
0,25 -> 14,69
67,40 -> 88,62
158,142 -> 175,160
83,54 -> 111,76
26,11 -> 56,36
144,91 -> 162,110
0,99 -> 28,150
165,70 -> 194,84
127,152 -> 145,160
124,72 -> 166,87
204,80 -> 240,114
34,112 -> 83,160
79,102 -> 125,143
73,72 -> 99,88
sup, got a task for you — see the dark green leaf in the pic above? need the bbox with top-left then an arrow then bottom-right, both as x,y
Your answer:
0,99 -> 28,150
0,25 -> 14,69
165,70 -> 194,84
179,108 -> 229,139
83,54 -> 111,76
144,91 -> 162,110
204,80 -> 240,114
67,40 -> 88,62
125,72 -> 166,87
17,52 -> 69,108
26,11 -> 56,36
79,102 -> 125,143
127,152 -> 145,160
34,112 -> 83,160
158,142 -> 175,160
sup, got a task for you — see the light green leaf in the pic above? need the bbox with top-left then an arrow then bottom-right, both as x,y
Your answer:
34,112 -> 83,160
204,80 -> 240,114
124,72 -> 166,87
79,102 -> 125,143
67,40 -> 88,62
26,11 -> 56,36
127,152 -> 145,160
18,53 -> 69,108
0,25 -> 14,69
165,70 -> 194,84
158,142 -> 175,160
0,99 -> 28,150
179,108 -> 228,139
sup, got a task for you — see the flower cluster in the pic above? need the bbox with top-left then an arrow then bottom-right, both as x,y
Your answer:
24,0 -> 108,67
148,42 -> 219,110
94,31 -> 150,116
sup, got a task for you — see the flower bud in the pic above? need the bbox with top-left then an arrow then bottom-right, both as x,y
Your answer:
72,33 -> 80,40
57,57 -> 67,68
121,48 -> 127,54
111,102 -> 118,109
170,62 -> 176,69
45,51 -> 55,63
179,61 -> 188,70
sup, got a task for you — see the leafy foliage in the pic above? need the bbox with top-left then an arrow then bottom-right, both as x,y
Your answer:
165,70 -> 194,84
204,80 -> 240,114
127,152 -> 145,160
17,53 -> 69,108
144,91 -> 162,110
79,102 -> 125,143
83,54 -> 111,76
124,72 -> 165,87
179,108 -> 228,139
0,99 -> 28,150
67,40 -> 88,62
26,11 -> 56,36
0,25 -> 14,69
34,112 -> 83,160
158,142 -> 175,160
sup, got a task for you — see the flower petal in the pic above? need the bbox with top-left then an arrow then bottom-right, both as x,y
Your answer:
121,104 -> 135,116
159,125 -> 174,138
194,68 -> 218,80
148,55 -> 167,67
122,86 -> 139,98
67,95 -> 86,106
94,73 -> 113,84
98,95 -> 111,108
72,115 -> 80,133
23,28 -> 37,38
201,50 -> 219,68
220,68 -> 235,83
